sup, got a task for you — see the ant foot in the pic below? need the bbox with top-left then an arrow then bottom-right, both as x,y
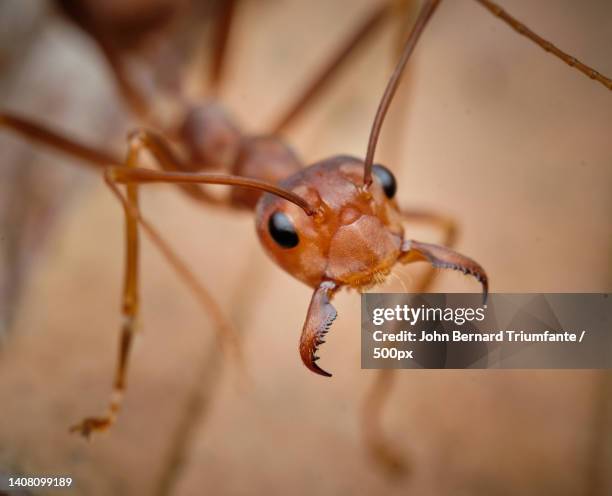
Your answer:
69,416 -> 112,439
371,441 -> 410,479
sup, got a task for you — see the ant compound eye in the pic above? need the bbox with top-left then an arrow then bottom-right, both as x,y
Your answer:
268,211 -> 299,248
372,164 -> 397,199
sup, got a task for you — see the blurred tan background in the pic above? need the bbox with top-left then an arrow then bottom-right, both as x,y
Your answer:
0,0 -> 611,495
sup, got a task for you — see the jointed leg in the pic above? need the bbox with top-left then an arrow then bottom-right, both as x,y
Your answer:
106,179 -> 241,361
70,137 -> 142,438
67,129 -> 316,434
362,368 -> 407,477
358,2 -> 445,465
399,209 -> 457,290
0,112 -> 312,315
94,37 -> 151,121
126,129 -> 227,206
69,134 -> 244,438
54,0 -> 152,120
401,209 -> 457,247
208,0 -> 238,94
0,113 -> 119,168
0,112 -> 227,206
361,209 -> 458,475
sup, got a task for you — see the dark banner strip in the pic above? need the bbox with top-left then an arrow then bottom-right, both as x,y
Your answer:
361,294 -> 612,369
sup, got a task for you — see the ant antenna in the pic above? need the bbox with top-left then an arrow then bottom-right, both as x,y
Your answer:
475,0 -> 612,91
109,167 -> 317,216
363,0 -> 440,186
364,0 -> 612,186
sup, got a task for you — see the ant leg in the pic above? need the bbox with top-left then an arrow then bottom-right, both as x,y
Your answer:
0,112 -> 118,168
399,209 -> 457,290
69,137 -> 242,438
125,129 -> 227,206
94,39 -> 151,121
208,0 -> 238,93
0,113 -> 224,206
363,212 -> 487,471
361,369 -> 406,477
104,177 -> 241,359
54,0 -> 152,120
69,138 -> 143,438
126,128 -> 317,210
361,209 -> 457,476
401,209 -> 457,248
269,2 -> 392,134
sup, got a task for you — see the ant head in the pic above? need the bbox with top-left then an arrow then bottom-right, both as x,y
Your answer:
255,156 -> 404,288
231,136 -> 303,209
253,0 -> 433,289
180,102 -> 242,170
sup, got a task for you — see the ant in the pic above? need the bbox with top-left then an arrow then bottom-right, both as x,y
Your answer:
0,0 -> 425,461
1,0 -> 611,478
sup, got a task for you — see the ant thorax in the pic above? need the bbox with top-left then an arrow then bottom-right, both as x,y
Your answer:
255,156 -> 404,289
230,135 -> 303,209
180,102 -> 303,208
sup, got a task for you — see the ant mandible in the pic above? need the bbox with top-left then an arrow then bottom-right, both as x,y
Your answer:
1,0 -> 611,448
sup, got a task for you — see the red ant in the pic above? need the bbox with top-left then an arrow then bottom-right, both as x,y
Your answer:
1,0 -> 610,476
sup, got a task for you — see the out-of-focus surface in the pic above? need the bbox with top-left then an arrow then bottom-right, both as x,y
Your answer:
0,0 -> 611,495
